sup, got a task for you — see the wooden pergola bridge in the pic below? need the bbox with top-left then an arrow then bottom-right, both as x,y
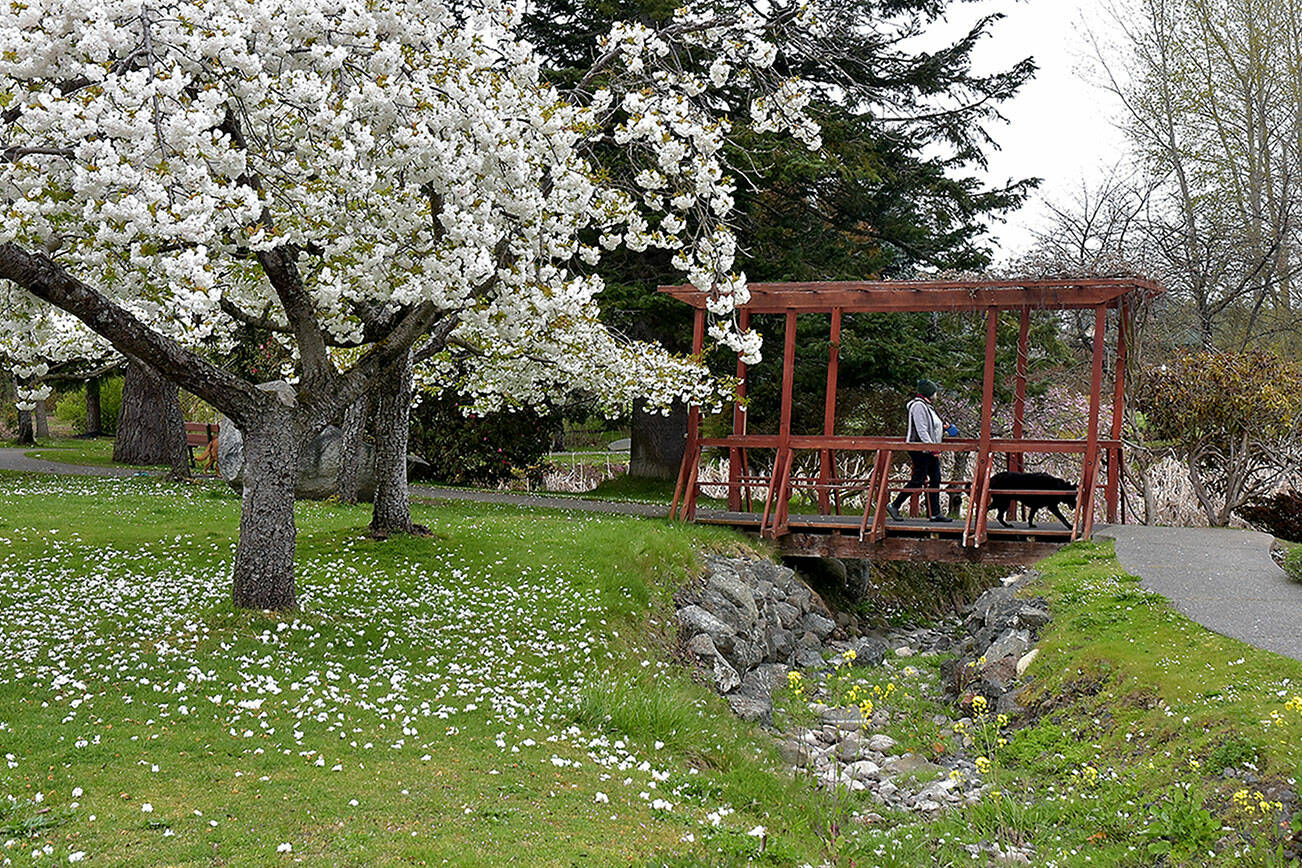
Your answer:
663,277 -> 1162,565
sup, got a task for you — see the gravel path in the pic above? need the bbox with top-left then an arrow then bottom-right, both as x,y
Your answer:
1098,524 -> 1302,662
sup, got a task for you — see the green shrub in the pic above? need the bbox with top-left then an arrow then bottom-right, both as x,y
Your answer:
53,377 -> 123,435
408,392 -> 560,486
1284,545 -> 1302,584
1241,489 -> 1302,542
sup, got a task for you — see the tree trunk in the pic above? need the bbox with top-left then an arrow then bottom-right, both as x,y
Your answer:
232,407 -> 301,609
14,373 -> 35,445
629,399 -> 686,480
16,408 -> 34,445
33,397 -> 49,439
370,349 -> 415,534
85,376 -> 102,436
114,356 -> 189,478
336,394 -> 368,504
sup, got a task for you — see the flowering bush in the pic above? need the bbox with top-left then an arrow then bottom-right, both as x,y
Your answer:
1140,351 -> 1302,526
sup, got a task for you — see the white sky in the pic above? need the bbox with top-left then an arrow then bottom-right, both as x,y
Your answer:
919,0 -> 1132,261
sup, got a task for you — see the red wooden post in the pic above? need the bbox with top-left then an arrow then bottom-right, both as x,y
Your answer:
771,310 -> 798,535
1011,307 -> 1030,473
728,309 -> 751,511
818,308 -> 842,514
1077,304 -> 1107,539
1105,299 -> 1129,523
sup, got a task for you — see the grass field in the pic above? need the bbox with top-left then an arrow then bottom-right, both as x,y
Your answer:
2,471 -> 1301,866
0,473 -> 827,866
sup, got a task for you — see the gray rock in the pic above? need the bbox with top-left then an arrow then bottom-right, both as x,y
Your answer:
850,638 -> 888,667
748,560 -> 786,588
774,601 -> 801,629
723,638 -> 764,673
676,605 -> 737,650
1015,605 -> 1051,629
918,779 -> 959,802
707,571 -> 760,625
766,628 -> 795,662
798,611 -> 836,639
995,685 -> 1026,717
686,633 -> 718,661
685,634 -> 741,693
882,754 -> 944,779
726,694 -> 771,724
738,664 -> 786,699
712,655 -> 742,693
845,759 -> 880,781
835,732 -> 861,762
821,706 -> 863,730
795,647 -> 824,668
779,739 -> 813,767
985,629 -> 1032,662
221,415 -> 378,501
699,589 -> 745,631
970,586 -> 1015,624
866,733 -> 897,753
786,581 -> 813,612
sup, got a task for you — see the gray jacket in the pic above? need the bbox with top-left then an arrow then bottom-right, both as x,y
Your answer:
905,397 -> 943,444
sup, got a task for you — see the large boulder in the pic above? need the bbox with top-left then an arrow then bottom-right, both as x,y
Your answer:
220,421 -> 378,501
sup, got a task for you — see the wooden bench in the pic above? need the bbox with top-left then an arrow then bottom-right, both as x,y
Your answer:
185,422 -> 220,473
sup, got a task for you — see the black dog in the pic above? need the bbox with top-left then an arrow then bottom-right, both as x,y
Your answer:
986,471 -> 1077,528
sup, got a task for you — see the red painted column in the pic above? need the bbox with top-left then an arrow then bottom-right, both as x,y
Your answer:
819,308 -> 842,514
1011,307 -> 1030,474
1079,304 -> 1108,539
773,310 -> 798,533
1105,299 -> 1129,523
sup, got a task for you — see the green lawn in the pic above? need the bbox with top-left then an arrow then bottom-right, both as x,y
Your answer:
3,471 -> 1301,866
0,472 -> 827,866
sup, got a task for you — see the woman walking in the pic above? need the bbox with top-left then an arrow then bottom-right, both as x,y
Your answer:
886,379 -> 952,522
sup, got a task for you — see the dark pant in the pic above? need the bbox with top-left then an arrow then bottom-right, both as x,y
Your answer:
893,451 -> 942,517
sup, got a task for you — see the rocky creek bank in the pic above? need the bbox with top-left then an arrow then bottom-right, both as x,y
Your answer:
676,555 -> 1051,835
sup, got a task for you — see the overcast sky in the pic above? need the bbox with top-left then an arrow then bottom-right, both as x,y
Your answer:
921,0 -> 1133,261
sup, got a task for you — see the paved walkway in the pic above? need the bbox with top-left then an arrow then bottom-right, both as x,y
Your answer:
0,447 -> 153,478
0,448 -> 668,518
1097,525 -> 1302,662
409,485 -> 669,519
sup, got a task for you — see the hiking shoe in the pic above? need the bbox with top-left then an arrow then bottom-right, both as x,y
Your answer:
928,514 -> 954,523
885,503 -> 902,521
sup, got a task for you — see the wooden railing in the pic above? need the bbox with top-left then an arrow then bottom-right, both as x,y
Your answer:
670,435 -> 1117,549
